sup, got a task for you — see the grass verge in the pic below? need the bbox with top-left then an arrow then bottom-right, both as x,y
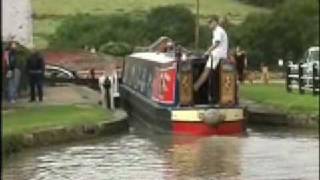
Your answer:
240,83 -> 319,117
2,105 -> 113,156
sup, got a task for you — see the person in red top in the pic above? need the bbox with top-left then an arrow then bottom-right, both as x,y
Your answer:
2,45 -> 10,79
2,45 -> 10,99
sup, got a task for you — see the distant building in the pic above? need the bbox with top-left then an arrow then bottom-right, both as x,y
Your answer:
2,0 -> 33,48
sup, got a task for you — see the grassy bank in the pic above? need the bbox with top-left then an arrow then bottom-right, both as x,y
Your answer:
31,0 -> 267,49
240,84 -> 319,117
3,105 -> 111,136
2,105 -> 113,156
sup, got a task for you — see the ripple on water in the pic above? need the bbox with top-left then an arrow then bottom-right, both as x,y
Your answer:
3,128 -> 319,180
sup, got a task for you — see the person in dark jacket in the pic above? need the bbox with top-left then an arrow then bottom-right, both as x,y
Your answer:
234,46 -> 247,83
26,50 -> 45,102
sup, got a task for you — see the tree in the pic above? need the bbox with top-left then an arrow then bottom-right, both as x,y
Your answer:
146,5 -> 196,47
230,0 -> 319,69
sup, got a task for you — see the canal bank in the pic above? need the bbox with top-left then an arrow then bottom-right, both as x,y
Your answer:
2,84 -> 128,158
3,83 -> 318,158
240,84 -> 319,128
241,99 -> 319,128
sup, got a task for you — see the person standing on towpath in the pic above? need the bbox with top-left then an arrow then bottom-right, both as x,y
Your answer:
5,41 -> 21,104
26,49 -> 45,102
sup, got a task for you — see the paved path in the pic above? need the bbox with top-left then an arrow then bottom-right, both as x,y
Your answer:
2,84 -> 101,109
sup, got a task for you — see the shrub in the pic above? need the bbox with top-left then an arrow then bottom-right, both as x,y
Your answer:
49,5 -> 197,52
145,5 -> 195,47
99,42 -> 133,57
49,14 -> 146,50
198,25 -> 211,50
237,0 -> 286,8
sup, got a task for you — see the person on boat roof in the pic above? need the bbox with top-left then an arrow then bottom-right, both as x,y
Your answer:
193,15 -> 228,91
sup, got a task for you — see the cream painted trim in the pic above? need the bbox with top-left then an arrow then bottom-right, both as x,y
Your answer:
171,108 -> 243,122
172,110 -> 199,122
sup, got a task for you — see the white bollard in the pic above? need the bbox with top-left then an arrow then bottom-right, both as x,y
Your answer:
98,75 -> 107,108
108,76 -> 115,110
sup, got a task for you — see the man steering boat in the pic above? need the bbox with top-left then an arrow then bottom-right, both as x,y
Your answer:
193,15 -> 228,103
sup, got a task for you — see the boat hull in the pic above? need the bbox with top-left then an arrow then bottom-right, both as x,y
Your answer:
120,85 -> 246,136
173,121 -> 244,136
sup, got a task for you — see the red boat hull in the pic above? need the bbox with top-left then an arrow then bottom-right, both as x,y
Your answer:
173,120 -> 245,136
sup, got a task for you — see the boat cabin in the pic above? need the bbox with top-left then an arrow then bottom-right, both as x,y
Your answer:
120,39 -> 244,135
122,51 -> 238,108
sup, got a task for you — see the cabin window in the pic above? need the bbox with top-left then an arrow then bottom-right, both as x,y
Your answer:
123,59 -> 155,99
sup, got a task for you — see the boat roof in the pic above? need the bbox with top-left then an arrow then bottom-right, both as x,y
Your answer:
129,52 -> 176,64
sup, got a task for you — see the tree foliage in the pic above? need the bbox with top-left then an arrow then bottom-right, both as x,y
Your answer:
49,5 -> 196,56
49,14 -> 146,50
145,5 -> 195,46
237,0 -> 285,8
49,1 -> 319,68
230,0 -> 319,69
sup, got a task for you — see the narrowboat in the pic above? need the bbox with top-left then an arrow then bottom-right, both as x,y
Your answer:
119,47 -> 246,136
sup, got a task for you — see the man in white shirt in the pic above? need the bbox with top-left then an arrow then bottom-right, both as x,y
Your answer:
194,15 -> 228,91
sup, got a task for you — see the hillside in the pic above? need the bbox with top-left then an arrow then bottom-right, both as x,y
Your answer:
31,0 -> 267,49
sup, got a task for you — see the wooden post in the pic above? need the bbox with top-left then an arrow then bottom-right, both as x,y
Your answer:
109,77 -> 115,110
298,63 -> 304,94
195,0 -> 200,51
312,63 -> 316,95
105,78 -> 111,109
286,65 -> 291,92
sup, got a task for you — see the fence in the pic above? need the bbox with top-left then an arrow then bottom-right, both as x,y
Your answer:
45,77 -> 100,90
286,63 -> 319,95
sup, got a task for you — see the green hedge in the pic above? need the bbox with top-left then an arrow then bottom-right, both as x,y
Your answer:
237,0 -> 285,8
49,5 -> 197,55
49,14 -> 146,50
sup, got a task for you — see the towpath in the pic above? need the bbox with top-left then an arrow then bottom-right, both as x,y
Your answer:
2,84 -> 101,109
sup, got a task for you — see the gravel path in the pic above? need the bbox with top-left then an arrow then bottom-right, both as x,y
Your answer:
2,84 -> 101,109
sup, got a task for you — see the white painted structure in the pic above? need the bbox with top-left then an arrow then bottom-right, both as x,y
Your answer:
98,69 -> 120,110
2,0 -> 33,48
45,65 -> 76,79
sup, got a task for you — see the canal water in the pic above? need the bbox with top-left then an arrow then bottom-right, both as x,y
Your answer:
3,126 -> 319,180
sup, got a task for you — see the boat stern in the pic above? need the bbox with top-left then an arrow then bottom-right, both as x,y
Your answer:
171,108 -> 245,136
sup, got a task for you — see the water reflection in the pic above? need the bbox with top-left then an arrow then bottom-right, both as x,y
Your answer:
168,135 -> 242,180
3,127 -> 319,180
